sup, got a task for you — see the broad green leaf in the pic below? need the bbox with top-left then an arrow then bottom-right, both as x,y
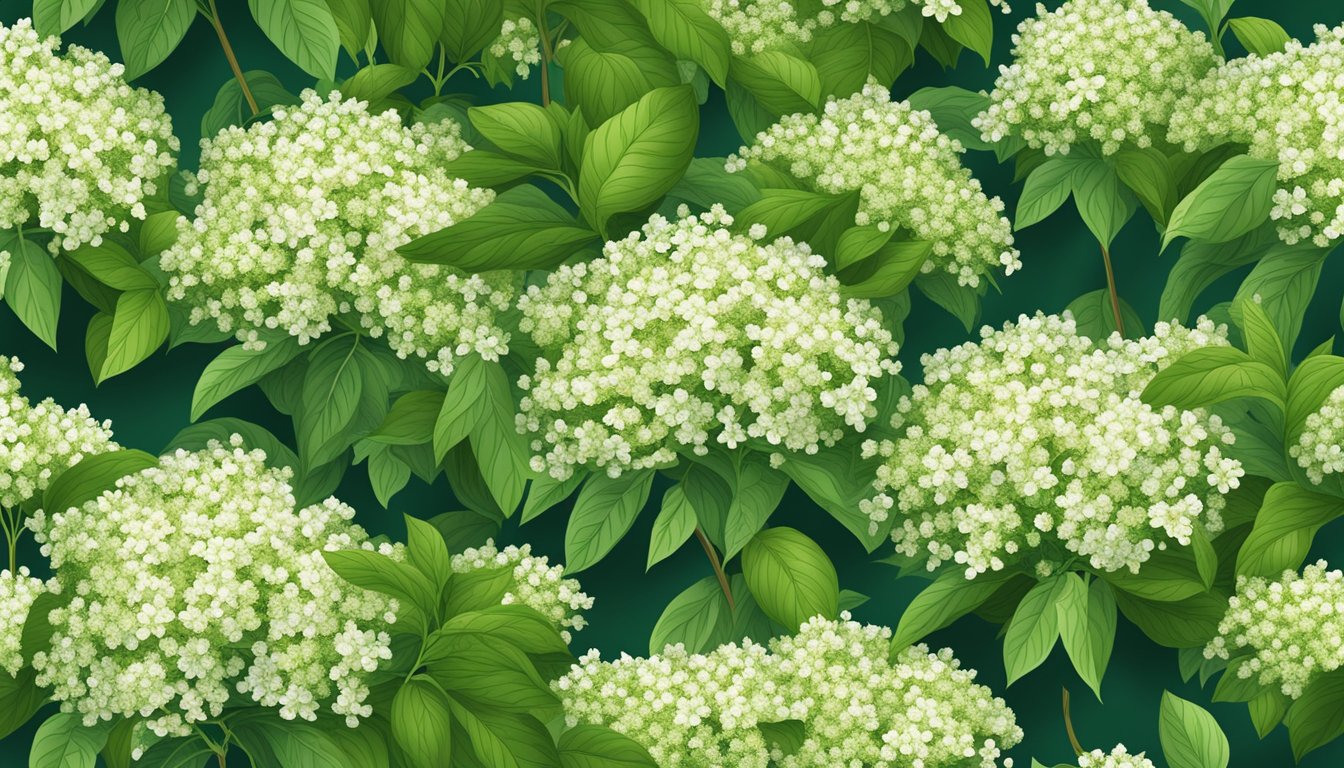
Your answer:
469,359 -> 529,515
1056,575 -> 1116,700
256,723 -> 359,768
327,0 -> 372,55
296,335 -> 366,466
64,243 -> 156,291
1159,226 -> 1277,324
940,0 -> 993,64
1114,147 -> 1178,226
116,0 -> 196,79
165,418 -> 298,472
558,724 -> 658,768
663,157 -> 763,214
837,240 -> 933,298
200,70 -> 300,137
1071,160 -> 1136,248
441,0 -> 504,61
1284,669 -> 1344,761
579,86 -> 700,236
1228,16 -> 1290,56
340,63 -> 419,102
906,86 -> 995,151
730,51 -> 821,115
368,390 -> 443,446
427,634 -> 556,713
722,452 -> 790,559
741,527 -> 839,631
84,312 -> 112,380
132,737 -> 214,768
1003,576 -> 1067,685
29,713 -> 110,768
447,696 -> 560,768
434,353 -> 489,461
369,0 -> 444,70
192,337 -> 303,421
833,225 -> 894,271
34,0 -> 100,36
1236,482 -> 1344,579
470,102 -> 564,168
405,513 -> 453,587
3,235 -> 61,349
680,462 -> 733,550
392,677 -> 454,768
1015,159 -> 1076,229
565,469 -> 656,571
433,605 -> 570,657
1178,0 -> 1236,37
1159,691 -> 1230,768
401,187 -> 599,271
737,189 -> 852,242
557,37 -> 674,127
248,0 -> 340,80
0,666 -> 48,741
1286,354 -> 1344,439
1141,346 -> 1286,411
810,22 -> 912,97
1113,590 -> 1225,648
42,449 -> 159,514
322,548 -> 437,624
891,569 -> 1011,649
1065,288 -> 1142,342
1247,689 -> 1290,739
777,444 -> 891,550
628,0 -> 730,86
429,509 -> 500,553
647,484 -> 697,570
101,289 -> 170,382
1164,155 -> 1279,247
915,271 -> 981,332
1233,296 -> 1287,379
1102,546 -> 1208,602
521,473 -> 584,525
649,575 -> 732,654
1232,242 -> 1327,354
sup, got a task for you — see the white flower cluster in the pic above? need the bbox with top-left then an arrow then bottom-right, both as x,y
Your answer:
1169,24 -> 1344,247
451,540 -> 593,642
27,438 -> 398,735
0,356 -> 118,511
487,17 -> 542,78
160,90 -> 512,375
728,83 -> 1020,287
516,206 -> 900,480
556,614 -> 1022,768
1290,384 -> 1344,483
975,0 -> 1217,156
1205,561 -> 1344,699
0,566 -> 54,676
918,0 -> 1012,23
1077,745 -> 1157,768
863,313 -> 1244,578
0,18 -> 177,252
702,1 -> 1010,53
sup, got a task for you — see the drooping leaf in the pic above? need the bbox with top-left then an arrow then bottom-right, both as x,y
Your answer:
647,484 -> 697,570
2,235 -> 62,349
248,0 -> 340,80
565,469 -> 656,572
649,575 -> 732,654
115,0 -> 196,80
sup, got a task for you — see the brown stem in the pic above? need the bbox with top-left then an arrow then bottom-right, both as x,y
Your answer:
1063,687 -> 1085,757
694,526 -> 735,611
206,0 -> 259,116
1100,243 -> 1124,337
536,12 -> 554,106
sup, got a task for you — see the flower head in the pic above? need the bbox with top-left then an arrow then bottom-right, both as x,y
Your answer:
729,83 -> 1019,287
0,566 -> 55,676
487,17 -> 543,78
702,1 -> 1010,54
517,206 -> 900,480
0,18 -> 178,252
451,540 -> 594,642
1290,384 -> 1344,484
161,90 -> 510,374
976,0 -> 1217,156
556,614 -> 1021,767
1077,745 -> 1157,768
863,313 -> 1242,578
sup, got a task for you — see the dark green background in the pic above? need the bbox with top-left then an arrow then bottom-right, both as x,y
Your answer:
2,2 -> 1342,765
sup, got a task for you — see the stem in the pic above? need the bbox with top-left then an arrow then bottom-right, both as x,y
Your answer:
1062,687 -> 1085,757
205,0 -> 259,116
1099,242 -> 1124,337
536,11 -> 555,107
2,508 -> 17,574
694,526 -> 735,611
433,45 -> 447,96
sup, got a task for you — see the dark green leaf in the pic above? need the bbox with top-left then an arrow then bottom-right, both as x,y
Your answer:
891,569 -> 1011,649
441,0 -> 504,61
401,187 -> 599,271
115,0 -> 195,79
42,449 -> 159,514
649,575 -> 732,654
192,337 -> 303,421
29,713 -> 109,768
940,0 -> 993,64
341,63 -> 419,102
1285,669 -> 1344,761
1065,288 -> 1142,341
730,51 -> 821,115
369,0 -> 444,70
628,0 -> 729,86
470,103 -> 564,168
1236,482 -> 1344,579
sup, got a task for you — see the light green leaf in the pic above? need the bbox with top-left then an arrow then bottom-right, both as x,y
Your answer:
446,695 -> 560,768
1057,576 -> 1117,700
3,235 -> 62,349
557,37 -> 673,127
322,548 -> 437,623
1236,482 -> 1344,579
1071,160 -> 1136,248
43,449 -> 159,515
369,0 -> 444,70
649,575 -> 732,654
1003,576 -> 1067,685
1159,691 -> 1230,768
940,0 -> 993,64
1164,155 -> 1279,247
367,390 -> 443,446
391,677 -> 453,768
469,359 -> 529,515
1015,159 -> 1076,229
1141,346 -> 1286,411
891,569 -> 1012,649
663,157 -> 763,214
34,0 -> 101,36
628,0 -> 730,87
29,713 -> 110,768
722,452 -> 790,559
340,63 -> 419,102
521,473 -> 584,525
441,0 -> 504,61
730,51 -> 821,115
257,724 -> 359,768
1228,17 -> 1290,56
296,335 -> 365,466
741,527 -> 839,632
1286,354 -> 1344,439
191,337 -> 303,421
427,634 -> 555,713
434,353 -> 489,461
1065,288 -> 1143,342
1114,147 -> 1178,226
470,103 -> 564,168
558,724 -> 658,768
647,484 -> 697,570
1233,296 -> 1287,379
248,0 -> 340,80
200,70 -> 300,137
327,0 -> 372,56
1233,242 -> 1327,355
66,243 -> 157,292
810,22 -> 912,97
837,240 -> 934,298
565,469 -> 656,572
100,289 -> 170,382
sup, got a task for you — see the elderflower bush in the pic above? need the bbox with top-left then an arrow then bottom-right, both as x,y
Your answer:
26,438 -> 398,736
1077,746 -> 1157,768
556,614 -> 1022,768
1290,384 -> 1344,483
451,540 -> 593,642
486,17 -> 542,78
863,312 -> 1244,578
0,566 -> 53,676
728,83 -> 1020,287
160,90 -> 511,375
0,18 -> 177,253
704,1 -> 1011,54
0,356 -> 118,511
516,206 -> 900,480
1169,24 -> 1344,247
1204,561 -> 1344,699
975,0 -> 1218,156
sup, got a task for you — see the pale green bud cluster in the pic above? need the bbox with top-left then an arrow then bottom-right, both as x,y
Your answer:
863,313 -> 1242,578
487,17 -> 542,78
161,90 -> 512,375
1289,384 -> 1344,484
1077,745 -> 1157,768
516,206 -> 901,480
728,83 -> 1020,287
1205,561 -> 1344,699
451,540 -> 594,642
1170,24 -> 1344,247
976,0 -> 1217,156
0,18 -> 178,253
0,566 -> 54,676
555,614 -> 1022,767
0,356 -> 118,511
27,438 -> 398,735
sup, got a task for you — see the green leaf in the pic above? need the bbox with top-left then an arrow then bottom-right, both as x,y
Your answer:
1159,226 -> 1278,324
0,666 -> 48,741
340,63 -> 419,102
192,337 -> 303,421
741,526 -> 839,632
469,359 -> 529,515
1057,576 -> 1117,700
34,0 -> 101,36
405,513 -> 453,587
430,509 -> 501,553
1164,155 -> 1279,248
1159,691 -> 1230,768
441,0 -> 504,61
323,548 -> 438,621
940,0 -> 993,64
470,103 -> 564,169
248,0 -> 339,80
392,677 -> 454,768
906,86 -> 996,152
833,225 -> 894,271
1287,354 -> 1344,439
401,187 -> 599,271
296,335 -> 366,467
1141,346 -> 1286,411
427,634 -> 556,712
327,0 -> 372,56
256,724 -> 358,768
434,354 -> 490,461
649,575 -> 732,654
628,0 -> 730,87
110,3 -> 185,81
730,51 -> 821,115
647,484 -> 697,570
1072,160 -> 1136,248
891,569 -> 1012,649
447,696 -> 560,768
1015,159 -> 1076,230
1228,17 -> 1290,56
433,605 -> 570,656
579,86 -> 699,236
664,157 -> 763,214
1232,242 -> 1327,355
557,37 -> 673,127
3,235 -> 62,349
131,737 -> 214,768
1233,296 -> 1287,379
1114,147 -> 1178,227
42,449 -> 159,514
369,0 -> 444,70
1113,590 -> 1225,648
1003,576 -> 1067,685
100,289 -> 170,382
1247,689 -> 1290,738
65,242 -> 158,291
368,390 -> 443,445
722,452 -> 790,559
1236,482 -> 1344,579
558,724 -> 658,768
521,473 -> 584,525
837,240 -> 933,298
810,22 -> 912,98
200,70 -> 300,137
777,445 -> 890,550
29,713 -> 111,768
915,271 -> 980,332
1285,669 -> 1344,761
1102,546 -> 1208,602
565,469 -> 656,571
165,418 -> 298,472
1065,288 -> 1143,342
